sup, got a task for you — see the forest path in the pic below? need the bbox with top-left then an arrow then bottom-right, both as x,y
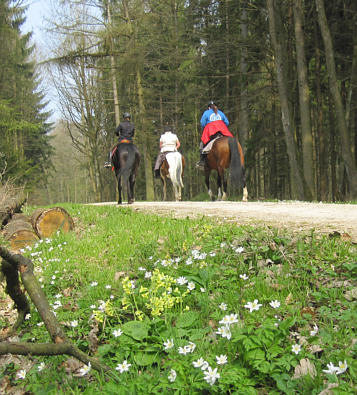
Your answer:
93,201 -> 357,242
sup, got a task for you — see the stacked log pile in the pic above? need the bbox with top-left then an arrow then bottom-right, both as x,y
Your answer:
1,198 -> 74,251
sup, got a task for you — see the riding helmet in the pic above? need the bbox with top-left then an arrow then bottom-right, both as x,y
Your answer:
208,101 -> 217,108
123,112 -> 131,119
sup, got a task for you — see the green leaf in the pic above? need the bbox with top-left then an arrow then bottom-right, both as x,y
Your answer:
279,317 -> 296,332
97,344 -> 113,357
122,320 -> 149,341
176,311 -> 199,328
189,328 -> 209,341
134,352 -> 159,366
245,348 -> 265,362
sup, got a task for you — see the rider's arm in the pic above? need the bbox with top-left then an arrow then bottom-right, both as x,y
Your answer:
220,111 -> 229,126
200,110 -> 208,128
176,139 -> 180,150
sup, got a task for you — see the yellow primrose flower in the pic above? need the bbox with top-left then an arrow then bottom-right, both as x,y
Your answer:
104,301 -> 114,316
93,310 -> 104,323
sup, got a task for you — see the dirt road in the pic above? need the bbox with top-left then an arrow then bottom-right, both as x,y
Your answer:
94,201 -> 357,242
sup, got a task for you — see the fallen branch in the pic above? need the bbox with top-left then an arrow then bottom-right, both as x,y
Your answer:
0,246 -> 113,376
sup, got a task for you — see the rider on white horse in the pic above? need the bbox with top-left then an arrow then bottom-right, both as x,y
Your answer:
154,125 -> 181,178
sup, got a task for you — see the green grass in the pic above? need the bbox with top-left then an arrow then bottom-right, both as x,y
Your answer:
1,203 -> 356,394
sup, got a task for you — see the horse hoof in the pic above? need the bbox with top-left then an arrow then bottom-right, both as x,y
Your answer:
128,199 -> 134,204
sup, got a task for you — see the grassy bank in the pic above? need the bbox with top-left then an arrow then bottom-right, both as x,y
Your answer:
1,203 -> 356,394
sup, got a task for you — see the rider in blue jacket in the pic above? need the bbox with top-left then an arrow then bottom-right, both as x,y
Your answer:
200,105 -> 229,129
197,102 -> 231,168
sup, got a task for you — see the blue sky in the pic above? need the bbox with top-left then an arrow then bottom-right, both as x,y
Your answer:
23,1 -> 60,122
23,0 -> 49,42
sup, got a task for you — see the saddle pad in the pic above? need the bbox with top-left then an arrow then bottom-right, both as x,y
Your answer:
202,136 -> 222,154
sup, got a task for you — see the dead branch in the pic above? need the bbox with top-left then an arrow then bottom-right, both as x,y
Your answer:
0,246 -> 112,376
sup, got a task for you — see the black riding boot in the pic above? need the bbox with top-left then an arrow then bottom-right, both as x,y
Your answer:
196,151 -> 205,169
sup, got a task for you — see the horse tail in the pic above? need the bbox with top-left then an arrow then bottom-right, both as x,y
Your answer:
177,154 -> 184,188
228,137 -> 244,189
166,152 -> 183,188
117,145 -> 136,183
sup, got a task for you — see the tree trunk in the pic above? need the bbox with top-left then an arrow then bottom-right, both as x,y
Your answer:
293,0 -> 315,200
315,0 -> 357,198
107,0 -> 120,126
239,0 -> 249,151
267,0 -> 305,200
345,43 -> 357,129
136,70 -> 154,201
225,0 -> 230,111
314,19 -> 328,201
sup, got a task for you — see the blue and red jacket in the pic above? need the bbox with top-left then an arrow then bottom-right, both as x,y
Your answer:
200,109 -> 233,145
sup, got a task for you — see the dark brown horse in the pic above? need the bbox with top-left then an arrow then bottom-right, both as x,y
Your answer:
111,143 -> 140,204
204,136 -> 248,201
160,152 -> 185,201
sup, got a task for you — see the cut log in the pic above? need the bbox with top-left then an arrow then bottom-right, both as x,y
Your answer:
11,213 -> 32,223
31,207 -> 74,238
0,194 -> 26,227
3,220 -> 39,251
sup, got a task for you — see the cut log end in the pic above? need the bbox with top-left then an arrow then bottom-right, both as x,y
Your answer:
31,207 -> 75,238
3,220 -> 39,251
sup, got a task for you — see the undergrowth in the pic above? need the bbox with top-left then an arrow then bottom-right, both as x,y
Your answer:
0,203 -> 356,394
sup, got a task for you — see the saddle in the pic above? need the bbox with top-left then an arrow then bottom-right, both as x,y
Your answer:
202,135 -> 222,154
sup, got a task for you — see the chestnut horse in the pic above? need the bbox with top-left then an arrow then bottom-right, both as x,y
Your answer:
204,136 -> 248,201
160,152 -> 185,201
111,142 -> 140,204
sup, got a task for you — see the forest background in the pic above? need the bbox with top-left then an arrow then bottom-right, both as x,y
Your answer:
1,0 -> 357,204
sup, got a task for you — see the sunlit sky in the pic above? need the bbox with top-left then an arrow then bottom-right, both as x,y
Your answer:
23,0 -> 49,45
23,0 -> 60,123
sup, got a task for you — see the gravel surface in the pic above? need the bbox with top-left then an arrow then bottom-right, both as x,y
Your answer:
92,201 -> 357,242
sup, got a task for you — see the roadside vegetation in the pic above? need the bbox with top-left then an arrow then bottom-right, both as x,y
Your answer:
1,204 -> 356,394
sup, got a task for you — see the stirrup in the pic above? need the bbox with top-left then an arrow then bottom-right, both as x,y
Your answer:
104,162 -> 111,168
196,160 -> 205,169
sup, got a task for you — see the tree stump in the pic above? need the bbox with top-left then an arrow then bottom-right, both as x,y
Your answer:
3,220 -> 39,251
31,207 -> 75,238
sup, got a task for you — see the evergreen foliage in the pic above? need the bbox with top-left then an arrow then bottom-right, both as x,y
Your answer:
0,0 -> 52,188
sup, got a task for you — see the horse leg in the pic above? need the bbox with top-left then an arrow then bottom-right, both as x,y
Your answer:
161,176 -> 167,201
173,181 -> 179,202
242,168 -> 248,202
128,175 -> 134,204
217,170 -> 223,201
117,175 -> 122,205
220,167 -> 227,201
205,170 -> 214,201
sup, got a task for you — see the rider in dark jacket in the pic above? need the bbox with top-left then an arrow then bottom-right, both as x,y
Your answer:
115,113 -> 135,142
104,113 -> 135,168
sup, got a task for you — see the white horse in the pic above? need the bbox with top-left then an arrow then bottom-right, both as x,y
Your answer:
160,152 -> 185,201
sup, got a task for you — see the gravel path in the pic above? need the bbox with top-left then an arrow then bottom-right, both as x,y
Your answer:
93,201 -> 357,242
